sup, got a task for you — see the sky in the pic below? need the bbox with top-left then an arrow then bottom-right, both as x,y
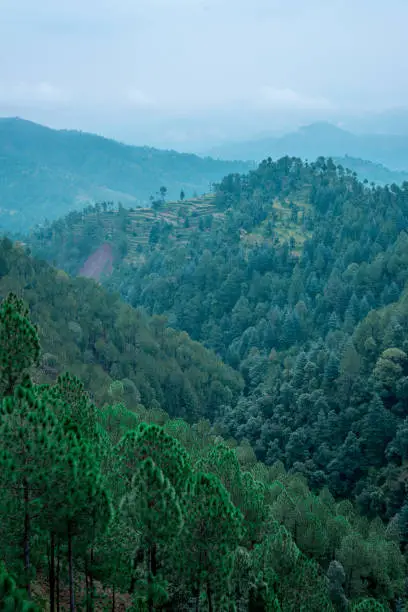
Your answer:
1,0 -> 407,150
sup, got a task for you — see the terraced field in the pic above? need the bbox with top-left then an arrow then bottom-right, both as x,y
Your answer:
240,197 -> 312,257
31,191 -> 313,279
123,194 -> 220,264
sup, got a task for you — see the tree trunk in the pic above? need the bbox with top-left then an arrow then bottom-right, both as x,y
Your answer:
90,546 -> 94,611
85,559 -> 89,612
129,552 -> 138,593
195,582 -> 200,612
112,585 -> 116,612
129,575 -> 136,594
68,525 -> 75,612
151,543 -> 157,577
49,532 -> 56,612
206,583 -> 213,612
56,546 -> 60,612
23,479 -> 31,598
148,545 -> 154,612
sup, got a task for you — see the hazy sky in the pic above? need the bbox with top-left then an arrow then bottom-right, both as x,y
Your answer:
1,0 -> 407,149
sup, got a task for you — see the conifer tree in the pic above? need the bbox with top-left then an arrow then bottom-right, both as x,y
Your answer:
49,372 -> 98,443
178,471 -> 243,611
117,423 -> 190,493
0,385 -> 61,597
0,293 -> 40,397
46,433 -> 111,611
120,458 -> 183,611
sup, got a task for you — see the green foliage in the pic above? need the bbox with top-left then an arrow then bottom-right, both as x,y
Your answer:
120,457 -> 183,547
351,599 -> 388,611
0,294 -> 40,397
177,471 -> 243,606
1,150 -> 408,609
117,423 -> 191,493
0,243 -> 242,421
76,154 -> 408,533
0,563 -> 38,611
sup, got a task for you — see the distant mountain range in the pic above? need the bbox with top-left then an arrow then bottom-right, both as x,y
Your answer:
331,156 -> 408,186
0,118 -> 252,233
206,121 -> 408,172
2,117 -> 408,234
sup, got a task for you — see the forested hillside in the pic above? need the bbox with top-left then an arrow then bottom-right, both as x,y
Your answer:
0,118 -> 251,233
100,156 -> 408,523
0,268 -> 405,610
18,155 -> 408,609
27,156 -> 408,529
0,237 -> 242,421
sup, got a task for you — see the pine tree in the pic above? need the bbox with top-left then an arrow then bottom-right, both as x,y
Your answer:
49,372 -> 98,443
46,433 -> 111,612
323,352 -> 340,389
120,458 -> 183,611
117,423 -> 190,493
178,471 -> 243,611
0,385 -> 61,597
0,294 -> 40,397
362,395 -> 396,467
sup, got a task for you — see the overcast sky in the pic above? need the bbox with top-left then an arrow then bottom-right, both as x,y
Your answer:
1,0 -> 407,149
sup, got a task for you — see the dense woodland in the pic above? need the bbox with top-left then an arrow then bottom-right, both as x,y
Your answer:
95,156 -> 408,525
30,157 -> 408,516
2,154 -> 408,609
0,270 -> 406,610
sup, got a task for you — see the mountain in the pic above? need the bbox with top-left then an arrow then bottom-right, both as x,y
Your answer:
207,121 -> 408,174
334,155 -> 408,185
0,117 -> 252,233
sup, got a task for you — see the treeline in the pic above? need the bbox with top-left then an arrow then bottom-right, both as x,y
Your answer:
0,292 -> 405,611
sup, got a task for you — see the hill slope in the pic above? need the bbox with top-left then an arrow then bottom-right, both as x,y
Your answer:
207,121 -> 408,175
0,236 -> 243,420
1,280 -> 404,611
0,117 -> 252,232
32,155 -> 408,523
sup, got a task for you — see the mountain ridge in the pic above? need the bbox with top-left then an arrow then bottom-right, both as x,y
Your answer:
0,117 -> 253,233
206,121 -> 408,171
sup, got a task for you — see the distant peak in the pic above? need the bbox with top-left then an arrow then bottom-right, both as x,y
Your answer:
298,121 -> 350,135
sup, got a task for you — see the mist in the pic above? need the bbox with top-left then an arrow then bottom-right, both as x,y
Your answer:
1,0 -> 408,149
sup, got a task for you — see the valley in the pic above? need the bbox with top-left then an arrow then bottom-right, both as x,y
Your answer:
2,0 -> 407,608
1,128 -> 408,612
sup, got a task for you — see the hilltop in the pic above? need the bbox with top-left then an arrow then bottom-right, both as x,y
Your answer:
28,172 -> 314,280
207,121 -> 408,175
0,117 -> 252,233
30,151 -> 406,285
